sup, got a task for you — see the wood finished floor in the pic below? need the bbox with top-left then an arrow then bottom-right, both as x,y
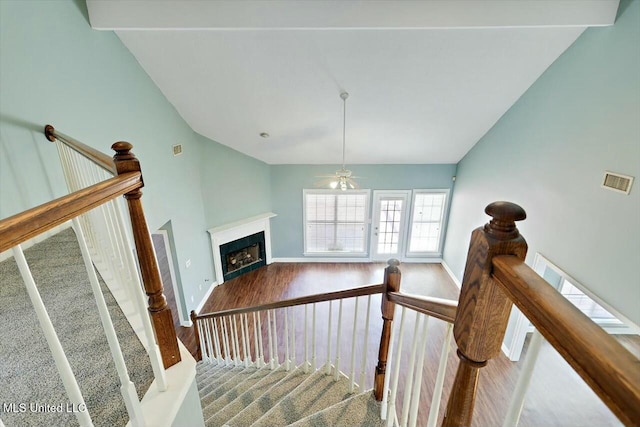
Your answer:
181,262 -> 637,427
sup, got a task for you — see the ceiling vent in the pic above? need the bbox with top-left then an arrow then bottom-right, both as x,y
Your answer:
601,171 -> 633,195
172,144 -> 183,156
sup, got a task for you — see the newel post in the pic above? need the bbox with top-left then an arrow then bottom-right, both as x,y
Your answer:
112,142 -> 181,369
374,258 -> 401,401
191,311 -> 202,361
442,202 -> 527,427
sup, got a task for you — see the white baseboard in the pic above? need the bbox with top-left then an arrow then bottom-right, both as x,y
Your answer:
273,257 -> 370,263
194,280 -> 218,315
272,257 -> 443,264
441,260 -> 462,288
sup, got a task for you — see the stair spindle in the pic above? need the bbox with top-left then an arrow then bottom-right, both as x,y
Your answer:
401,311 -> 422,427
349,297 -> 359,392
334,299 -> 344,381
284,307 -> 291,370
326,300 -> 333,375
359,294 -> 372,391
409,315 -> 430,427
427,323 -> 453,427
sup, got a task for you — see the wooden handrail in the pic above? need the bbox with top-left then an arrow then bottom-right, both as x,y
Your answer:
45,124 -> 117,175
0,172 -> 142,253
492,255 -> 640,426
387,292 -> 457,324
194,283 -> 385,320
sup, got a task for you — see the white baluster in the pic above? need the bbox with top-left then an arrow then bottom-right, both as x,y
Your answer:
284,307 -> 290,371
381,305 -> 398,419
427,322 -> 453,427
196,319 -> 208,363
256,312 -> 265,367
267,310 -> 275,369
12,245 -> 94,427
349,297 -> 360,392
409,315 -> 430,427
334,299 -> 344,381
241,314 -> 250,367
326,300 -> 333,375
385,306 -> 407,425
400,312 -> 422,427
208,319 -> 217,363
290,307 -> 297,368
252,313 -> 261,367
304,304 -> 309,373
72,219 -> 144,426
222,317 -> 231,365
203,318 -> 214,362
359,294 -> 372,391
272,310 -> 279,365
312,303 -> 317,371
212,318 -> 222,364
232,315 -> 241,366
503,329 -> 545,427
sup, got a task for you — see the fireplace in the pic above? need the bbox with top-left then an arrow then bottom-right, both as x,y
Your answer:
220,232 -> 266,281
208,213 -> 276,285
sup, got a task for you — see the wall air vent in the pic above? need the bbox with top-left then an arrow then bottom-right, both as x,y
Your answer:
601,171 -> 634,195
172,144 -> 183,156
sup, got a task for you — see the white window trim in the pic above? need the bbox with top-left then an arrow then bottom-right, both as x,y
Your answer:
302,189 -> 371,257
405,189 -> 450,258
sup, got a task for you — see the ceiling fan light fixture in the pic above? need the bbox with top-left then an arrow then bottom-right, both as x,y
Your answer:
315,91 -> 360,191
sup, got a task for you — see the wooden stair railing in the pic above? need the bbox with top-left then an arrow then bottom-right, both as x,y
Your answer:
192,259 -> 461,425
442,201 -> 640,427
41,125 -> 181,369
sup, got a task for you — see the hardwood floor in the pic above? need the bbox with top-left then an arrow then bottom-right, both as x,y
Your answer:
180,261 -> 637,427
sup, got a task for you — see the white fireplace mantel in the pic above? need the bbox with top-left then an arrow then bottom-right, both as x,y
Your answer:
208,212 -> 276,284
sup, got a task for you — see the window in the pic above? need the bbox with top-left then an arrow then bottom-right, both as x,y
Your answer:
304,190 -> 369,255
407,190 -> 449,255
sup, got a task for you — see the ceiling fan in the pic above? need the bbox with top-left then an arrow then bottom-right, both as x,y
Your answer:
315,91 -> 361,191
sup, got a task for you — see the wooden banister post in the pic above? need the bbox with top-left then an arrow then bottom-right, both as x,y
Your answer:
191,311 -> 202,361
374,258 -> 401,401
112,142 -> 181,369
442,202 -> 527,427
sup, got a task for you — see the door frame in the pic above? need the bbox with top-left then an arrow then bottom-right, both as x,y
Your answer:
154,229 -> 190,327
369,190 -> 412,261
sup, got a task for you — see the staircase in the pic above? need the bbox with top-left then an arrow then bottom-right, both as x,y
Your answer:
196,361 -> 384,427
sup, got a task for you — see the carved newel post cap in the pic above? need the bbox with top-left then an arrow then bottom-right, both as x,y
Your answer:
112,141 -> 133,154
387,258 -> 400,267
44,124 -> 56,142
484,201 -> 526,239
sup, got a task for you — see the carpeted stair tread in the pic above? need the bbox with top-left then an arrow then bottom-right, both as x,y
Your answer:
198,365 -> 246,395
202,364 -> 274,420
223,366 -> 308,427
0,228 -> 154,427
252,369 -> 353,427
197,361 -> 226,379
200,365 -> 262,408
288,391 -> 385,427
205,366 -> 290,427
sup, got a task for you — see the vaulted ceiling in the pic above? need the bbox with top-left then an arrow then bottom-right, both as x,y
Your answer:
87,1 -> 619,165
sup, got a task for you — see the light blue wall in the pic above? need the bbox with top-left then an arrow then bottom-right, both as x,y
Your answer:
0,0 -> 268,315
198,133 -> 271,229
270,164 -> 456,258
443,0 -> 640,326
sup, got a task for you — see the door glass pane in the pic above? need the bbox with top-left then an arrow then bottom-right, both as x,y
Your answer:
377,199 -> 403,254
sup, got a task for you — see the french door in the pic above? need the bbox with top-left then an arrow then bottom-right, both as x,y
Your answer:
369,191 -> 411,261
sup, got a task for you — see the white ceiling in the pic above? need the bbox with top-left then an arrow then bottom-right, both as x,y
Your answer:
87,1 -> 618,165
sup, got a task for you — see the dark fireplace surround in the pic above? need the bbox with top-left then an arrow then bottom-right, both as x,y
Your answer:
220,231 -> 266,281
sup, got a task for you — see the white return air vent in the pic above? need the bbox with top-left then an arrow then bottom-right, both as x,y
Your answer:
601,171 -> 634,195
172,144 -> 183,156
